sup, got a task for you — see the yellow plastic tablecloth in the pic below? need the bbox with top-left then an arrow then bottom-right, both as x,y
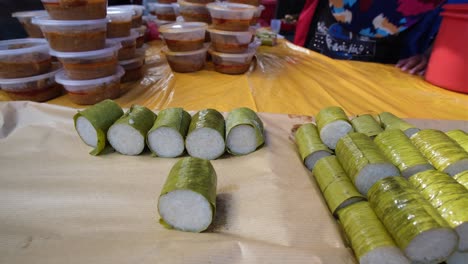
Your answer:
1,39 -> 467,120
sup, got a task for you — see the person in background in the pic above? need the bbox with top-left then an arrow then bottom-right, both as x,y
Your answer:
294,0 -> 446,75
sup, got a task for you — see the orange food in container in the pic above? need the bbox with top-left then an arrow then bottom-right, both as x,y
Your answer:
113,5 -> 146,28
119,51 -> 146,83
41,0 -> 107,20
178,0 -> 212,24
184,0 -> 215,3
162,45 -> 208,73
159,22 -> 208,52
208,28 -> 253,53
209,46 -> 257,75
148,2 -> 177,21
12,10 -> 48,38
206,2 -> 256,31
251,5 -> 265,25
134,25 -> 147,48
226,0 -> 260,6
107,7 -> 134,38
108,30 -> 139,60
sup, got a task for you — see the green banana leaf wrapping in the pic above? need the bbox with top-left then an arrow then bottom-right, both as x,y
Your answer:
351,114 -> 383,138
316,106 -> 350,132
188,108 -> 225,140
225,107 -> 264,155
447,129 -> 468,153
454,170 -> 468,190
295,123 -> 332,162
377,112 -> 416,132
112,104 -> 157,137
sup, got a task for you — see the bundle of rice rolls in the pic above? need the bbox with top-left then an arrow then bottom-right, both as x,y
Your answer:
335,132 -> 400,195
368,177 -> 458,263
409,170 -> 468,251
411,129 -> 468,176
158,157 -> 217,232
313,156 -> 364,214
337,201 -> 410,264
374,129 -> 434,178
147,108 -> 191,158
454,170 -> 468,189
106,105 -> 157,155
446,129 -> 468,152
185,109 -> 225,160
377,112 -> 419,138
74,99 -> 124,155
316,106 -> 354,149
295,123 -> 332,170
350,114 -> 383,138
225,107 -> 264,155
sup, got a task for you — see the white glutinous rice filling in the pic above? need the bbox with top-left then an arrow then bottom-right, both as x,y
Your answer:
76,116 -> 98,147
447,250 -> 468,264
227,125 -> 257,155
360,246 -> 410,264
355,163 -> 400,195
405,228 -> 458,264
148,127 -> 185,158
304,150 -> 331,171
444,159 -> 468,177
107,124 -> 145,155
455,222 -> 468,251
320,120 -> 353,149
186,127 -> 225,160
159,189 -> 212,232
401,164 -> 434,178
404,128 -> 420,138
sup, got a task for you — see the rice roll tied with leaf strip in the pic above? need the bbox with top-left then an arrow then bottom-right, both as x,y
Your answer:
158,157 -> 217,233
368,177 -> 458,264
374,129 -> 434,178
316,106 -> 354,149
225,107 -> 264,155
447,129 -> 468,153
350,114 -> 383,138
409,170 -> 468,251
74,99 -> 124,155
337,201 -> 410,264
377,112 -> 419,138
313,156 -> 364,214
295,123 -> 332,170
186,109 -> 225,160
454,170 -> 468,189
411,129 -> 468,176
336,132 -> 400,195
107,105 -> 157,155
147,108 -> 191,158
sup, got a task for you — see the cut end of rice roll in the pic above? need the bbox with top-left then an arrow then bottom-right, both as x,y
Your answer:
158,189 -> 213,233
455,222 -> 468,251
320,120 -> 353,149
404,127 -> 420,138
447,250 -> 468,264
404,227 -> 458,264
304,150 -> 332,171
108,124 -> 145,155
443,159 -> 468,176
75,116 -> 98,147
226,125 -> 258,155
355,163 -> 399,195
186,127 -> 225,160
148,127 -> 185,158
401,164 -> 434,178
360,246 -> 411,264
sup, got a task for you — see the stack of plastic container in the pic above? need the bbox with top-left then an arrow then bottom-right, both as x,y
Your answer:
177,0 -> 213,24
148,0 -> 180,25
12,10 -> 48,38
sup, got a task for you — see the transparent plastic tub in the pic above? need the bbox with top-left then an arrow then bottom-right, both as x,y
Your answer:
162,45 -> 208,73
184,0 -> 215,3
112,5 -> 146,28
119,51 -> 145,82
108,30 -> 139,60
41,0 -> 107,20
148,2 -> 177,21
251,5 -> 265,25
208,28 -> 253,53
178,0 -> 212,24
107,7 -> 134,38
50,41 -> 122,80
159,0 -> 177,3
55,66 -> 125,105
0,67 -> 62,102
159,22 -> 208,52
226,0 -> 260,6
209,47 -> 256,74
0,38 -> 51,78
134,25 -> 147,48
33,16 -> 107,52
206,2 -> 256,31
12,10 -> 47,38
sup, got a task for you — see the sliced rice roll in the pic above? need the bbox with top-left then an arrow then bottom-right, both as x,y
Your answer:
73,99 -> 124,155
158,157 -> 217,233
186,109 -> 225,160
377,112 -> 419,138
225,107 -> 264,155
147,108 -> 191,158
316,106 -> 354,150
295,123 -> 332,170
350,114 -> 383,138
446,129 -> 468,153
107,105 -> 157,155
336,132 -> 400,195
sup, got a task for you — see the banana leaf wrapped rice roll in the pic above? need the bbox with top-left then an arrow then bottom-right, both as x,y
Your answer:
295,123 -> 332,170
453,170 -> 468,189
446,129 -> 468,153
350,114 -> 383,138
377,112 -> 419,138
225,107 -> 264,155
316,106 -> 354,149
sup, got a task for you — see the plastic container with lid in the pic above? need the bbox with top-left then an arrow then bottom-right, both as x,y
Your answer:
0,38 -> 51,79
0,67 -> 62,102
178,0 -> 212,24
41,0 -> 107,20
50,41 -> 122,80
107,7 -> 134,38
112,5 -> 146,28
251,5 -> 265,25
108,30 -> 140,60
158,0 -> 178,3
12,10 -> 47,38
162,45 -> 208,73
208,28 -> 253,53
33,16 -> 107,52
159,22 -> 208,52
226,0 -> 260,6
206,2 -> 256,31
184,0 -> 215,3
55,66 -> 125,105
148,2 -> 177,21
119,51 -> 145,83
134,25 -> 147,48
208,46 -> 256,74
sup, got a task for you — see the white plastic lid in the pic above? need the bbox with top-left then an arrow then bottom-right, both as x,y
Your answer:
0,67 -> 61,85
206,2 -> 256,12
148,2 -> 174,8
49,41 -> 122,58
107,7 -> 134,21
112,5 -> 145,16
32,15 -> 108,26
12,10 -> 47,18
0,38 -> 49,56
159,22 -> 207,34
178,0 -> 207,7
161,44 -> 208,56
208,27 -> 252,36
55,66 -> 125,88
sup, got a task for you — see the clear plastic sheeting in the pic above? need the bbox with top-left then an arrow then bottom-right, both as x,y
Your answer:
1,40 -> 467,119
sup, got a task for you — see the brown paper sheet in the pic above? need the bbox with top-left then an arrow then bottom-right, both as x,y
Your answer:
0,102 -> 466,263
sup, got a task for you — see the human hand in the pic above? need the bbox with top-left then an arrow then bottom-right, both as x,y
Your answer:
396,54 -> 429,76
